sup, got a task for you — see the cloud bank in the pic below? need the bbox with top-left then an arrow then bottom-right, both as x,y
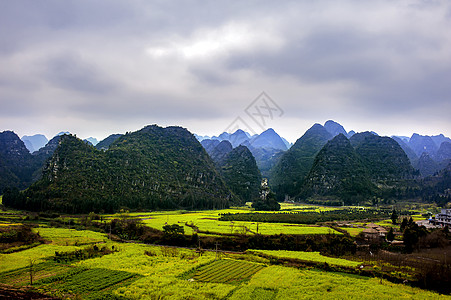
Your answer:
1,0 -> 450,142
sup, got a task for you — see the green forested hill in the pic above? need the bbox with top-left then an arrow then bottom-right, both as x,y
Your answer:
351,133 -> 416,183
0,131 -> 39,194
219,145 -> 262,203
5,125 -> 233,213
209,140 -> 233,165
95,134 -> 122,150
299,134 -> 377,204
270,124 -> 332,199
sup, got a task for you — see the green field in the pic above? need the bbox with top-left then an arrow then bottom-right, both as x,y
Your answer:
35,227 -> 108,246
248,250 -> 362,267
230,266 -> 443,300
0,207 -> 449,299
190,259 -> 266,283
106,209 -> 342,235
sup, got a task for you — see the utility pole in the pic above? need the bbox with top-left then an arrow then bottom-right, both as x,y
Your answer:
215,242 -> 220,261
29,259 -> 35,285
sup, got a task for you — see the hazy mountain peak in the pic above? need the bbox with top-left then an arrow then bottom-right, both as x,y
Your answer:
250,128 -> 287,151
436,141 -> 451,161
431,134 -> 451,148
84,137 -> 99,146
229,129 -> 250,147
324,120 -> 347,137
21,134 -> 48,153
409,133 -> 438,157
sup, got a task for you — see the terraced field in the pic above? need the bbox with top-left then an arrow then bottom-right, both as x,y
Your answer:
0,262 -> 73,286
191,259 -> 266,284
105,209 -> 341,235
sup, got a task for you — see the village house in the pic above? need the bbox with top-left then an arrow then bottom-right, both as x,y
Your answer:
432,209 -> 451,227
361,223 -> 388,240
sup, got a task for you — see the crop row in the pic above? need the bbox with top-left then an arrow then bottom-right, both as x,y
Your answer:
55,268 -> 136,292
0,262 -> 70,285
193,260 -> 265,283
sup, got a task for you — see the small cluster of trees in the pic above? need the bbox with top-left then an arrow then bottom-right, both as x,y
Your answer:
399,217 -> 449,253
252,182 -> 280,211
0,225 -> 44,251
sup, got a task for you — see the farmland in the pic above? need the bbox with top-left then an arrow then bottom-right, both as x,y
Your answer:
105,209 -> 342,235
247,249 -> 362,267
0,205 -> 449,298
3,237 -> 445,299
188,259 -> 266,283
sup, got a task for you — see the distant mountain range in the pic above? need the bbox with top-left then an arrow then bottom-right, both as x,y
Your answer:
1,120 -> 450,210
269,121 -> 448,203
21,134 -> 48,153
198,128 -> 290,178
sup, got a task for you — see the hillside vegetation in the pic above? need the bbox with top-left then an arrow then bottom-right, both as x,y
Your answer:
4,126 -> 233,213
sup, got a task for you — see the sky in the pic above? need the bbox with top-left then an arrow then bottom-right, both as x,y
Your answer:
1,0 -> 451,143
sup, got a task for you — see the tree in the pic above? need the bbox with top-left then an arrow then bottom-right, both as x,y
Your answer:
387,227 -> 394,242
252,192 -> 280,211
390,209 -> 398,224
163,224 -> 185,235
400,217 -> 408,232
29,258 -> 36,285
402,222 -> 428,253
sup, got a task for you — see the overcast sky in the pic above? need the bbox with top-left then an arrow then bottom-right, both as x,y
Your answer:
1,0 -> 450,143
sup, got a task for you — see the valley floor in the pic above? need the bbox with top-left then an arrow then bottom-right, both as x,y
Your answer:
0,223 -> 448,299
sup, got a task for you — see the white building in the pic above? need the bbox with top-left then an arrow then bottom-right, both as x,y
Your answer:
433,209 -> 451,226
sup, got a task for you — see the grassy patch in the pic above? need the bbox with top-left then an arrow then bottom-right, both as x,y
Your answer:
248,250 -> 361,267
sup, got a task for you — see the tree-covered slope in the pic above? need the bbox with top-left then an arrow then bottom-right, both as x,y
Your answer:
95,134 -> 123,150
30,135 -> 62,182
299,134 -> 377,204
270,124 -> 332,199
200,139 -> 220,155
351,133 -> 416,183
415,153 -> 440,177
248,146 -> 284,179
392,136 -> 418,164
6,125 -> 233,213
208,140 -> 233,165
0,131 -> 39,194
219,145 -> 262,203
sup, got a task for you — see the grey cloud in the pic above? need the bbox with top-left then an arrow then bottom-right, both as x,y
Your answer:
43,53 -> 119,94
1,0 -> 451,140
